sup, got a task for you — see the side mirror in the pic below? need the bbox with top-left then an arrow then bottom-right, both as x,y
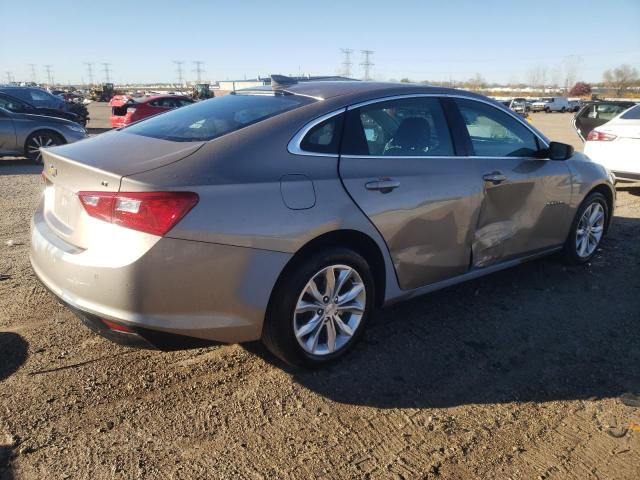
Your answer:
545,141 -> 574,160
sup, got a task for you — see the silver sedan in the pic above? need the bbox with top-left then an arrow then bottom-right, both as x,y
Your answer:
30,79 -> 615,367
0,107 -> 87,162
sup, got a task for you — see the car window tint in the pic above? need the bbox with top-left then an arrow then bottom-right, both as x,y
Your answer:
299,114 -> 344,154
0,96 -> 26,111
620,104 -> 640,120
342,97 -> 454,156
30,90 -> 51,102
455,98 -> 538,157
125,93 -> 315,142
597,104 -> 629,121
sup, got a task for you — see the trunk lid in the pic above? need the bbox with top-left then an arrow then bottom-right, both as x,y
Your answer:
40,132 -> 205,248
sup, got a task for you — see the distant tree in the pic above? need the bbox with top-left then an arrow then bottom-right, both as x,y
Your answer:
569,82 -> 592,96
603,64 -> 639,96
400,77 -> 411,83
467,73 -> 486,91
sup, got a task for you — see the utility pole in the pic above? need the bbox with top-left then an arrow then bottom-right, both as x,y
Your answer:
193,61 -> 205,83
44,65 -> 54,85
28,64 -> 37,83
101,63 -> 112,83
360,50 -> 374,81
341,48 -> 353,78
173,60 -> 185,86
84,62 -> 94,86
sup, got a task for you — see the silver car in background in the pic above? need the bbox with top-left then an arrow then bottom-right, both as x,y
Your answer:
30,80 -> 615,367
0,107 -> 87,162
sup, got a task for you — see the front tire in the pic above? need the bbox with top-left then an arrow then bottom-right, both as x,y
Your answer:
262,248 -> 375,368
562,192 -> 609,264
25,131 -> 64,163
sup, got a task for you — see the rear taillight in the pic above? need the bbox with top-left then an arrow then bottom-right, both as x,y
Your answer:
587,130 -> 617,141
78,191 -> 198,236
126,107 -> 137,114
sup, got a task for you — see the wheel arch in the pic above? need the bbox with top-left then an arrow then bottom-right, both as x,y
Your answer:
23,128 -> 67,154
267,229 -> 388,312
586,182 -> 615,233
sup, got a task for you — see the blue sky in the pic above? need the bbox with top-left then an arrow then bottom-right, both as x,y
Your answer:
1,0 -> 638,85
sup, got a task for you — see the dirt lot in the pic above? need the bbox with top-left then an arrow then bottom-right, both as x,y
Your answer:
1,111 -> 639,480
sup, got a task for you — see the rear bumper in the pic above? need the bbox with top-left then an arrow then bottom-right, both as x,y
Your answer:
30,202 -> 292,347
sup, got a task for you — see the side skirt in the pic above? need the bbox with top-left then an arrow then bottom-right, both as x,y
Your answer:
384,245 -> 563,305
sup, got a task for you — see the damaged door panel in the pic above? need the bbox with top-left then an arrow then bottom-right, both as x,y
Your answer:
472,158 -> 572,267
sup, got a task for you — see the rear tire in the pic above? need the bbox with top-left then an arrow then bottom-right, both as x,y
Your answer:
562,192 -> 609,264
25,131 -> 65,163
262,248 -> 375,368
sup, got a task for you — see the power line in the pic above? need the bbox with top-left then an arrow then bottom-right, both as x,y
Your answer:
44,65 -> 54,85
173,60 -> 185,86
28,64 -> 37,83
101,63 -> 112,83
84,62 -> 94,85
193,61 -> 205,83
360,50 -> 374,81
341,48 -> 353,78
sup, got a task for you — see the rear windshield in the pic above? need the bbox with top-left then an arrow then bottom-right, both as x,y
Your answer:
620,104 -> 640,120
124,93 -> 315,142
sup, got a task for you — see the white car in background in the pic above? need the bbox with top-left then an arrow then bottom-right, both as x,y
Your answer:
584,104 -> 640,182
531,97 -> 570,113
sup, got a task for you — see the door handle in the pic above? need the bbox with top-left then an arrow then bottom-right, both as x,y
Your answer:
365,178 -> 400,193
482,172 -> 507,185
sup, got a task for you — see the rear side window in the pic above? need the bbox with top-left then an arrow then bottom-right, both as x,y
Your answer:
125,93 -> 315,142
620,104 -> 640,120
29,89 -> 52,102
342,97 -> 454,156
299,114 -> 344,154
455,98 -> 539,157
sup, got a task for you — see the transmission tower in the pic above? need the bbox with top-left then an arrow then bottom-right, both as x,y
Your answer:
28,64 -> 37,83
102,63 -> 112,83
173,60 -> 185,86
341,48 -> 353,78
193,61 -> 205,83
360,50 -> 374,81
5,71 -> 14,83
44,65 -> 54,85
84,62 -> 94,85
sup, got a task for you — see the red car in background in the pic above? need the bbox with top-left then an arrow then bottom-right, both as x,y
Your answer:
109,94 -> 194,128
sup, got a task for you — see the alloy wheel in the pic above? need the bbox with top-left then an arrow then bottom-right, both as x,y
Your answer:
576,202 -> 605,258
293,264 -> 366,356
27,134 -> 58,163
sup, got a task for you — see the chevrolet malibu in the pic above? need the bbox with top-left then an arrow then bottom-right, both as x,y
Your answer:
31,80 -> 615,367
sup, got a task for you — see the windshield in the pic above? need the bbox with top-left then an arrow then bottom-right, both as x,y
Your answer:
124,93 -> 315,142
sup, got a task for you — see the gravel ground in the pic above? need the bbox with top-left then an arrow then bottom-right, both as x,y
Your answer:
1,111 -> 639,480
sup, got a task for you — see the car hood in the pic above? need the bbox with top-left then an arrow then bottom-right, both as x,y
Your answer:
47,130 -> 206,177
17,112 -> 78,126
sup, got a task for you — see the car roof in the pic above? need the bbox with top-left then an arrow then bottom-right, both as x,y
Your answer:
135,94 -> 193,103
237,80 -> 487,103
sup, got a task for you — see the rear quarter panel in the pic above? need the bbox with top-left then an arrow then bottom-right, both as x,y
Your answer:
119,100 -> 402,301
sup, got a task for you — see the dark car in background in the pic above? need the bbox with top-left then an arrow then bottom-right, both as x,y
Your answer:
0,86 -> 68,110
0,92 -> 81,124
0,86 -> 89,125
573,100 -> 637,141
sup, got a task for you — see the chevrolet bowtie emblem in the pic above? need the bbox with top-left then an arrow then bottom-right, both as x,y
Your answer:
48,164 -> 57,177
